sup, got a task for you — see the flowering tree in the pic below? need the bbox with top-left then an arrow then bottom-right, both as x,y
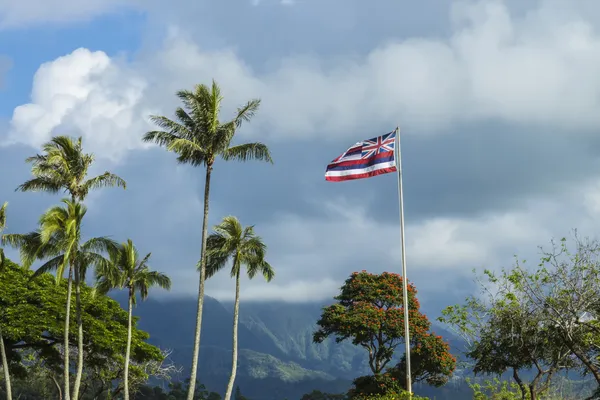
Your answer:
313,271 -> 455,381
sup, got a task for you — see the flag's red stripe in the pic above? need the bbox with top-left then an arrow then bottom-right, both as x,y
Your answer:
324,167 -> 397,182
327,151 -> 394,168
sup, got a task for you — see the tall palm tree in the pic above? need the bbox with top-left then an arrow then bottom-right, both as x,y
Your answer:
205,216 -> 274,400
2,199 -> 116,400
143,80 -> 273,400
0,201 -> 12,400
95,239 -> 171,400
16,135 -> 125,400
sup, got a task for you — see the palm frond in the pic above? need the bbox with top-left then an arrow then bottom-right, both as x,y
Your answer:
83,172 -> 127,194
16,177 -> 64,194
247,260 -> 274,282
2,232 -> 46,269
206,252 -> 231,279
213,216 -> 243,240
222,142 -> 273,164
146,271 -> 172,291
0,202 -> 7,231
166,138 -> 206,157
81,237 -> 119,255
31,254 -> 67,282
147,116 -> 192,138
233,99 -> 261,128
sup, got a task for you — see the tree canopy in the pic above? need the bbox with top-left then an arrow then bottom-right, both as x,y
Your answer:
313,271 -> 456,382
0,258 -> 164,398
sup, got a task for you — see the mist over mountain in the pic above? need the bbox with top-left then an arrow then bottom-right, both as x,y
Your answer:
111,293 -> 472,399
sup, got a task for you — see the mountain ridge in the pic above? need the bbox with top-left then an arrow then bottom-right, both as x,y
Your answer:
111,292 -> 469,399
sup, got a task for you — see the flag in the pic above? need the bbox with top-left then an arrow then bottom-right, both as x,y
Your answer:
325,131 -> 397,182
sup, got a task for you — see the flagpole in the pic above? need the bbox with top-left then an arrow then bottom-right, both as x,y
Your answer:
395,126 -> 412,395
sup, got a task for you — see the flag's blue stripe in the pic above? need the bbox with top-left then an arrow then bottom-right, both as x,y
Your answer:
326,154 -> 394,172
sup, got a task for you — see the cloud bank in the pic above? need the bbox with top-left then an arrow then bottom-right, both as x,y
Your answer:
4,0 -> 600,304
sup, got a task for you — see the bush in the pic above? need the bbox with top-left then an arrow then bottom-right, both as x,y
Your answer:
348,373 -> 428,400
352,391 -> 428,400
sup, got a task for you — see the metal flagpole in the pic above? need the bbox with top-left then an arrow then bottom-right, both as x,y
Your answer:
395,126 -> 412,394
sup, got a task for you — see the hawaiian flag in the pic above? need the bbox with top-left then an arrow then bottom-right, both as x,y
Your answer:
325,131 -> 397,182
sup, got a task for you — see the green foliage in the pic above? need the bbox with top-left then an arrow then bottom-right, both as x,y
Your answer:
16,135 -> 126,200
467,378 -> 529,400
96,238 -> 172,303
314,271 -> 456,381
347,374 -> 429,400
352,393 -> 428,400
393,333 -> 456,388
143,80 -> 272,169
143,79 -> 273,399
205,215 -> 274,282
439,234 -> 600,399
136,380 -> 223,400
349,372 -> 404,398
0,201 -> 6,268
0,259 -> 164,397
300,390 -> 347,400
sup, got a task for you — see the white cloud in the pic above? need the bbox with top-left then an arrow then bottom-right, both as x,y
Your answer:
7,0 -> 600,157
4,48 -> 152,162
201,178 -> 600,302
0,0 -> 139,28
7,0 -> 600,304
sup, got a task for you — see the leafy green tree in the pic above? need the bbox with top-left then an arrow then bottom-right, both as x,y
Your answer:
347,372 -> 429,400
313,271 -> 455,379
205,216 -> 274,400
440,236 -> 598,400
0,201 -> 12,400
440,273 -> 569,400
95,239 -> 171,400
143,80 -> 272,400
392,332 -> 457,389
0,258 -> 164,399
467,377 -> 530,400
2,199 -> 117,400
15,135 -> 126,400
515,235 -> 600,387
0,202 -> 6,268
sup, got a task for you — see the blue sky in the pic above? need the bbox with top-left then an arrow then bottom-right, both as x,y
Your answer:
2,0 -> 600,314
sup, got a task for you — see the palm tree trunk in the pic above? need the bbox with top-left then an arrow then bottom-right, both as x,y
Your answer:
0,326 -> 12,400
64,266 -> 73,400
223,271 -> 241,400
72,267 -> 84,400
123,288 -> 133,400
187,165 -> 213,400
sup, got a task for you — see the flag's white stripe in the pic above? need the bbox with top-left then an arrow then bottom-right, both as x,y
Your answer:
325,160 -> 396,177
335,153 -> 362,163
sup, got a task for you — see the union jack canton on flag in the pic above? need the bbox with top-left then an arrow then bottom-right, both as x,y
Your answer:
325,131 -> 397,182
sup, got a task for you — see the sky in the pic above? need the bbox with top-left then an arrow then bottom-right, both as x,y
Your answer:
2,0 -> 600,313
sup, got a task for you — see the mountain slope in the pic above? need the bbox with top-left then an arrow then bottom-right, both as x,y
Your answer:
112,293 -> 470,399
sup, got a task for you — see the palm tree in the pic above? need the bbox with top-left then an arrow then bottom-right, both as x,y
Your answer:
0,201 -> 12,400
16,135 -> 125,400
17,135 -> 126,200
205,216 -> 274,400
95,239 -> 171,400
2,199 -> 116,400
142,80 -> 273,400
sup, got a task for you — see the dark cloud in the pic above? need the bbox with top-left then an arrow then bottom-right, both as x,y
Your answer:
4,0 -> 600,308
144,0 -> 454,65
